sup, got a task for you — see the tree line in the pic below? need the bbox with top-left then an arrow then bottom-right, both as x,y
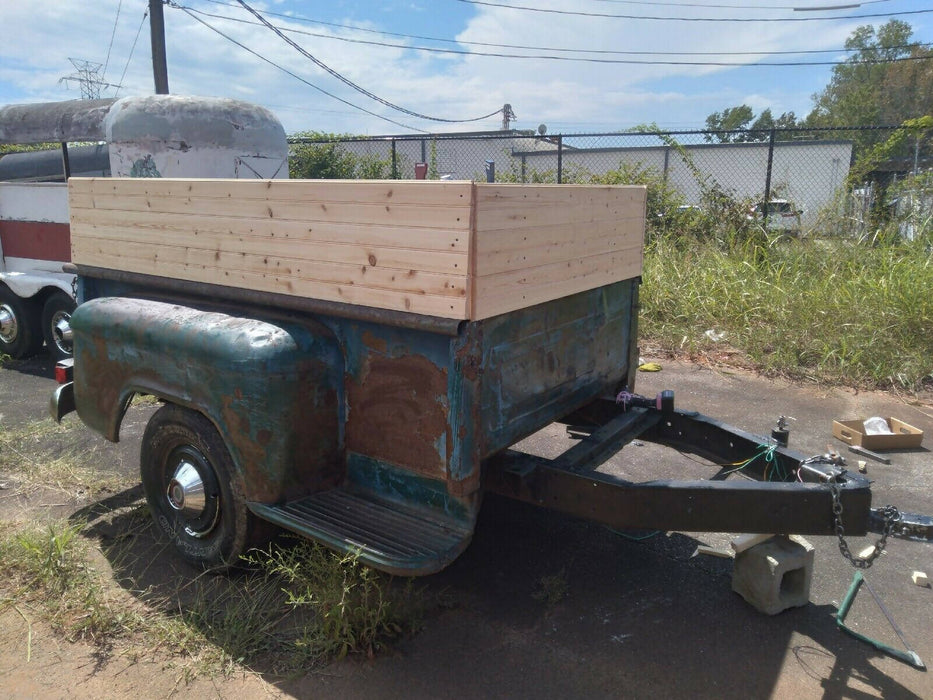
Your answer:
703,19 -> 932,144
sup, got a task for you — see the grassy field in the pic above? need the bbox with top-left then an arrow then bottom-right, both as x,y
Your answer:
640,233 -> 933,391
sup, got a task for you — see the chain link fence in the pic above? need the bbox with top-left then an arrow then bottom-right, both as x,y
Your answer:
290,124 -> 933,240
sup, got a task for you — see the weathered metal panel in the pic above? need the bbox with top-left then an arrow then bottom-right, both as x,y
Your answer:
337,320 -> 454,482
70,297 -> 344,503
474,279 -> 636,458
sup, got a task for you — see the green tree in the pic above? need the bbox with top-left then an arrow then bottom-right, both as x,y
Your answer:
703,105 -> 754,142
704,106 -> 799,142
806,19 -> 932,129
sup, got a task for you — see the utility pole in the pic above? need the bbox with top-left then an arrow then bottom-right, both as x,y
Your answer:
150,0 -> 169,94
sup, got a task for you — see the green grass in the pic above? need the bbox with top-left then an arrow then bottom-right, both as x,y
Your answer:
0,417 -> 130,496
0,519 -> 427,678
641,234 -> 933,390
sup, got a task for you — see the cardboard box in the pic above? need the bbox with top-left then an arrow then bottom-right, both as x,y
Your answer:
832,417 -> 924,450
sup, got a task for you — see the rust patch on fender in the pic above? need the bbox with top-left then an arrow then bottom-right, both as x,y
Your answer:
346,354 -> 449,479
361,330 -> 388,354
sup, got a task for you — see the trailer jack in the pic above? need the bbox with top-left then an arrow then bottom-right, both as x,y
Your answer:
837,571 -> 925,670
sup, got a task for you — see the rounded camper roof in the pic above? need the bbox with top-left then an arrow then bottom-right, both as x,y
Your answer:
0,95 -> 285,152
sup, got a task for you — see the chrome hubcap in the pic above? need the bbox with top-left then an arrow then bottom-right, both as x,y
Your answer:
166,457 -> 217,537
167,460 -> 206,515
51,311 -> 73,354
0,304 -> 17,344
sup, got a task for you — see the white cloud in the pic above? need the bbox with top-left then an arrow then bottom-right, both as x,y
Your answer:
0,1 -> 926,135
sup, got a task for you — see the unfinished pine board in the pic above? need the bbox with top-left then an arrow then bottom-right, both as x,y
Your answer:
77,177 -> 474,207
69,178 -> 646,320
470,184 -> 645,319
70,178 -> 473,318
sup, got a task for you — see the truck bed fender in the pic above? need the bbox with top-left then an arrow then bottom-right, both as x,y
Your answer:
70,297 -> 346,504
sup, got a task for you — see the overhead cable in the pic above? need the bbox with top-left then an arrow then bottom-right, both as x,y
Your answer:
185,2 -> 928,60
175,5 -> 933,67
168,2 -> 426,132
102,0 -> 124,80
452,0 -> 933,22
234,0 -> 503,123
589,0 -> 891,8
115,8 -> 149,97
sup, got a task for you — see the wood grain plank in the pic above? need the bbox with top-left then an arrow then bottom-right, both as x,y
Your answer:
474,219 -> 644,275
71,221 -> 468,275
72,177 -> 474,207
72,236 -> 468,298
69,207 -> 470,253
70,193 -> 472,231
471,252 -> 643,319
72,246 -> 468,318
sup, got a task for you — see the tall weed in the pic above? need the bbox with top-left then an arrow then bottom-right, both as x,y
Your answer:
642,233 -> 933,390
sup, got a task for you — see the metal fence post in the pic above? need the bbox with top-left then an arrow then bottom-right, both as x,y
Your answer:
764,128 -> 776,203
391,139 -> 398,179
557,135 -> 563,184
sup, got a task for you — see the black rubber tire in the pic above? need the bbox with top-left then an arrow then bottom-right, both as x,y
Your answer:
0,284 -> 43,359
41,290 -> 77,361
141,404 -> 268,570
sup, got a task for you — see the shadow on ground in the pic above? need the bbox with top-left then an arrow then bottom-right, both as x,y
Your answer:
70,485 -> 923,699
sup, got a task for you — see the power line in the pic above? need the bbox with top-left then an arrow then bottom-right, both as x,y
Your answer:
115,7 -> 150,97
452,0 -> 933,22
184,2 -> 927,60
102,0 -> 124,80
232,0 -> 503,123
169,2 -> 427,132
589,0 -> 892,8
176,5 -> 933,67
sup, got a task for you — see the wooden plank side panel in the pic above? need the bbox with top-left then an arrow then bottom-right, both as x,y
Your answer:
473,184 -> 645,230
68,179 -> 647,321
72,236 -> 468,298
69,178 -> 473,319
471,183 -> 646,320
471,248 -> 643,320
73,243 -> 468,318
473,217 -> 644,275
70,192 -> 472,231
75,221 -> 469,274
75,177 -> 474,207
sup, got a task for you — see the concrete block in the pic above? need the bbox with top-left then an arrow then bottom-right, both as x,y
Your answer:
731,535 -> 814,615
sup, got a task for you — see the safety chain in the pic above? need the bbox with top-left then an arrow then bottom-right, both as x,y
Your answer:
829,478 -> 900,569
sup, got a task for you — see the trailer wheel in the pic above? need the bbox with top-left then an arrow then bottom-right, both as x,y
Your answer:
42,291 -> 76,361
0,285 -> 43,359
141,404 -> 266,570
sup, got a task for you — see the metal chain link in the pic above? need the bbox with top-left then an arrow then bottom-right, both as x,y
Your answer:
829,478 -> 900,569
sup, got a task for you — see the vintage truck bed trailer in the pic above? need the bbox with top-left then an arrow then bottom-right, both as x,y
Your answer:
52,176 -> 930,576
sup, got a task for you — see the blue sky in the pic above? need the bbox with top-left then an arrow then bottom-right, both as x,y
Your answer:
1,0 -> 930,135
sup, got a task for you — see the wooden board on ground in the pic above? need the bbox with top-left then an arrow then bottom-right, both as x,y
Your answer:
68,178 -> 646,320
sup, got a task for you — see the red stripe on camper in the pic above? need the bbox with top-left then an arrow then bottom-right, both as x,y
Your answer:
0,220 -> 71,262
